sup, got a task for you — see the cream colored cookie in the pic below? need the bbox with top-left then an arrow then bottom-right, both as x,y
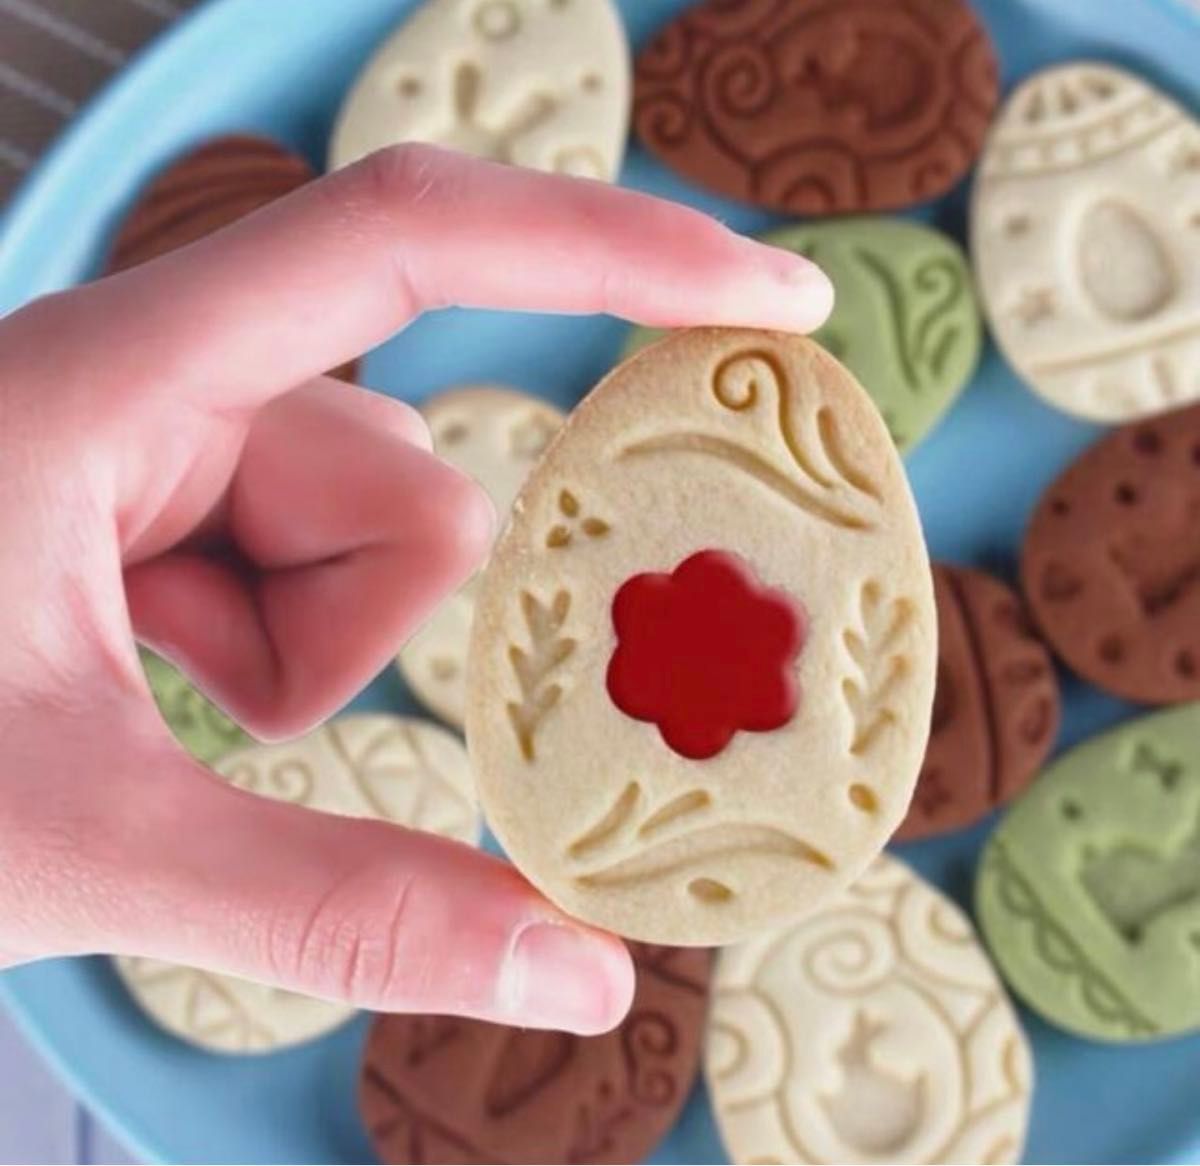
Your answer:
115,715 -> 480,1052
707,854 -> 1033,1165
465,329 -> 937,945
398,386 -> 565,727
329,0 -> 630,178
972,62 -> 1200,422
113,959 -> 356,1054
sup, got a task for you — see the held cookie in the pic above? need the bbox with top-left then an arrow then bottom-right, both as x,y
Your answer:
115,715 -> 480,1053
1021,403 -> 1200,705
466,329 -> 937,945
972,63 -> 1200,422
106,135 -> 358,382
359,943 -> 709,1165
624,219 -> 981,452
140,648 -> 253,765
708,854 -> 1032,1165
895,565 -> 1060,842
977,704 -> 1200,1042
329,0 -> 630,179
633,0 -> 998,215
398,386 -> 564,728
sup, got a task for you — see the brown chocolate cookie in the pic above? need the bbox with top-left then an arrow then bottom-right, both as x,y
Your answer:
359,944 -> 710,1164
633,0 -> 999,215
894,564 -> 1059,842
106,134 -> 358,382
1021,404 -> 1200,705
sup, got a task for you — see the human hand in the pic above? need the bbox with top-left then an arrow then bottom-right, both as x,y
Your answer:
0,144 -> 832,1034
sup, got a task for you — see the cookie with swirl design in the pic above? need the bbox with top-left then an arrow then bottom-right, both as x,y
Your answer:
359,943 -> 710,1164
624,218 -> 982,451
466,328 -> 936,945
633,0 -> 999,215
709,854 -> 1032,1164
105,134 -> 358,381
113,715 -> 480,1053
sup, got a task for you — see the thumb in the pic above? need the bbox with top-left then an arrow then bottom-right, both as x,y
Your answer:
63,742 -> 635,1036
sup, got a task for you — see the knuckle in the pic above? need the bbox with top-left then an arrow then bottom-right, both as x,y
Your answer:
271,863 -> 418,1007
352,142 -> 449,216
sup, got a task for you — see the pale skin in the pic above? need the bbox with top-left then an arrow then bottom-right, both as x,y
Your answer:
0,144 -> 832,1035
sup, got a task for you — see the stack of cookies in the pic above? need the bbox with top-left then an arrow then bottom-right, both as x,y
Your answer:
102,0 -> 1200,1162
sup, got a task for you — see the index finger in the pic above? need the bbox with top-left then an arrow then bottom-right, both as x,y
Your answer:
48,145 -> 833,412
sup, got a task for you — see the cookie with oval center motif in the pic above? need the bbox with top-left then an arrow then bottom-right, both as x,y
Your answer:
708,853 -> 1032,1164
626,218 -> 980,451
359,943 -> 709,1164
1021,403 -> 1200,705
977,704 -> 1200,1043
633,0 -> 998,215
972,62 -> 1200,422
106,134 -> 358,381
140,648 -> 254,765
329,0 -> 630,179
894,564 -> 1060,842
115,715 -> 480,1052
399,386 -> 565,728
466,328 -> 937,945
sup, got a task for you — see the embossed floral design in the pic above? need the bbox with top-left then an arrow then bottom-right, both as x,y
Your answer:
606,550 -> 804,759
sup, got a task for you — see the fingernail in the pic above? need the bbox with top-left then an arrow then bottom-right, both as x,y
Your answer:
498,921 -> 633,1034
747,241 -> 836,328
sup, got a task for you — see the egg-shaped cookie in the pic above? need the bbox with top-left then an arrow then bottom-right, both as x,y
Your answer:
140,648 -> 253,765
633,0 -> 998,215
107,135 -> 312,273
329,0 -> 629,179
115,715 -> 480,1052
360,943 -> 709,1164
1021,403 -> 1200,705
107,135 -> 358,382
466,328 -> 937,945
708,853 -> 1032,1164
399,386 -> 564,728
972,62 -> 1200,422
113,959 -> 356,1055
625,220 -> 980,451
977,704 -> 1200,1043
894,564 -> 1060,842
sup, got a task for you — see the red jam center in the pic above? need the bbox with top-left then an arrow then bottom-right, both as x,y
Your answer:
606,550 -> 805,760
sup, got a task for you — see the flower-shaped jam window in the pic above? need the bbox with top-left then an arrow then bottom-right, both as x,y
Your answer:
606,550 -> 805,759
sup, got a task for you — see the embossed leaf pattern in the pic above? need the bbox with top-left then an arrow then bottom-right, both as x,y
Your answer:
842,580 -> 916,757
506,589 -> 577,761
568,781 -> 832,904
853,249 -> 967,392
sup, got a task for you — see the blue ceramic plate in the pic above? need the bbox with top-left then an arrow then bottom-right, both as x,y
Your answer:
1,0 -> 1198,1162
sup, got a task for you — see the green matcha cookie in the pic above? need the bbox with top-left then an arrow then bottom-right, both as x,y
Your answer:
623,218 -> 981,451
977,704 -> 1200,1043
140,648 -> 253,764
